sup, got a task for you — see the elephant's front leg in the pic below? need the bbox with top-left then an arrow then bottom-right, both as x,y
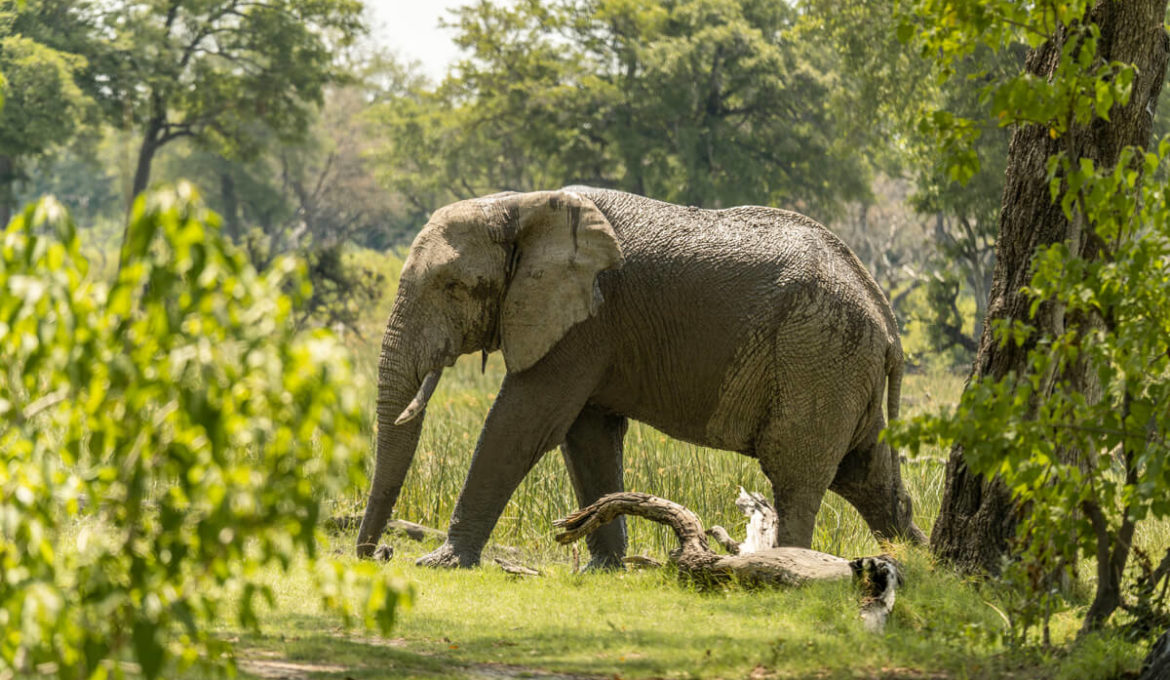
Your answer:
560,405 -> 628,570
417,369 -> 597,568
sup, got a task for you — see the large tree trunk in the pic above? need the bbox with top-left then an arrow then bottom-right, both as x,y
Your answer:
131,114 -> 164,203
931,1 -> 1170,573
131,143 -> 154,202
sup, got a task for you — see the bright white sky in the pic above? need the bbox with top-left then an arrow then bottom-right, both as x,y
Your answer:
366,0 -> 467,81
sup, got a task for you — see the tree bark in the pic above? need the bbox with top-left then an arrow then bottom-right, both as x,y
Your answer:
931,1 -> 1170,573
131,114 -> 163,202
554,492 -> 855,587
1139,628 -> 1170,680
0,154 -> 14,227
120,112 -> 165,270
219,167 -> 241,240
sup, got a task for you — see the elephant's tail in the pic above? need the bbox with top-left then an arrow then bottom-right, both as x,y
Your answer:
885,345 -> 903,424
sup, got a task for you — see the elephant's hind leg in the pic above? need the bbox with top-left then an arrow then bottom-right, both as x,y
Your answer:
756,422 -> 852,549
760,462 -> 838,549
830,435 -> 925,544
560,405 -> 629,569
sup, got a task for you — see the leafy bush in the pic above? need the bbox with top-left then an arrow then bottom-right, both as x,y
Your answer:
0,185 -> 408,679
894,0 -> 1170,642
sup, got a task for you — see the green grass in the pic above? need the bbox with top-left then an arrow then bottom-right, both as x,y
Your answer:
222,535 -> 1148,680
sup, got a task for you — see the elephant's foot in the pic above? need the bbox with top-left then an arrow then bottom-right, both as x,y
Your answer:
416,542 -> 480,568
873,522 -> 927,546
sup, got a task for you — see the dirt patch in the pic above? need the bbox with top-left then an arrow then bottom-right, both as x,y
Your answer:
239,653 -> 605,680
341,634 -> 410,648
237,658 -> 349,679
464,662 -> 608,680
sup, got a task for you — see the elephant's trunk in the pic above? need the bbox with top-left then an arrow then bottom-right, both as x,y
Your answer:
356,318 -> 442,558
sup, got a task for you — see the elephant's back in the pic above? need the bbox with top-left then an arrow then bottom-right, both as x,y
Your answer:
572,187 -> 900,452
572,187 -> 897,336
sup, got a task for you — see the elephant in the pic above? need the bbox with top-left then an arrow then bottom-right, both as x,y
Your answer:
355,187 -> 927,568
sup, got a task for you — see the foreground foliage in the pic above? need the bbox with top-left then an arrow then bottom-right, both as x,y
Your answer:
893,0 -> 1170,641
0,187 -> 407,678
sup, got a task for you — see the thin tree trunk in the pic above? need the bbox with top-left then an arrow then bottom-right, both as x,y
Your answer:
931,1 -> 1170,573
0,154 -> 14,227
219,167 -> 241,240
120,113 -> 165,270
131,119 -> 162,202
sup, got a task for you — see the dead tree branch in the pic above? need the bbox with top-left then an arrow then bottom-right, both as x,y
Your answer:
554,491 -> 904,616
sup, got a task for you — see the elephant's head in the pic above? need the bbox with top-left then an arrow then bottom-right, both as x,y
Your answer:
355,190 -> 624,557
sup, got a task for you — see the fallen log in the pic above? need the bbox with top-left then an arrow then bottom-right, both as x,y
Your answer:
706,487 -> 779,555
495,558 -> 542,577
553,491 -> 903,631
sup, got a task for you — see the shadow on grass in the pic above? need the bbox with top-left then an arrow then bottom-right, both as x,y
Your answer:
231,608 -> 961,680
235,613 -> 630,679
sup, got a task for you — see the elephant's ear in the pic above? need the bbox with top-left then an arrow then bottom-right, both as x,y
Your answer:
499,191 -> 624,373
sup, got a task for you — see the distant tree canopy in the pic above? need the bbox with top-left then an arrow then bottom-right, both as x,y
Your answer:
0,0 -> 98,224
88,0 -> 366,203
365,0 -> 1036,363
370,0 -> 870,221
14,0 -> 1170,367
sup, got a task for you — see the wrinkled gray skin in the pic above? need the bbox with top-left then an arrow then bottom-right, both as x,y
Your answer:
356,187 -> 927,568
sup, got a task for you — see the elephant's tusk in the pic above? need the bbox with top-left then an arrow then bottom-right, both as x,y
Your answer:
395,369 -> 443,425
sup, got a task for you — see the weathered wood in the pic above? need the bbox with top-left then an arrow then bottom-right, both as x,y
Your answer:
622,555 -> 664,569
555,492 -> 891,589
707,548 -> 854,588
706,526 -> 742,555
556,492 -> 903,630
735,487 -> 779,554
495,558 -> 541,576
707,487 -> 780,555
556,492 -> 711,557
853,556 -> 903,633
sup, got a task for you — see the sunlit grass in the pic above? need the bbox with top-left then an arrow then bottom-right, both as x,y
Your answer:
216,533 -> 1148,680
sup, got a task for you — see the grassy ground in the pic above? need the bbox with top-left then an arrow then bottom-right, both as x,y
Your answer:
224,537 -> 1145,680
205,336 -> 1153,680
